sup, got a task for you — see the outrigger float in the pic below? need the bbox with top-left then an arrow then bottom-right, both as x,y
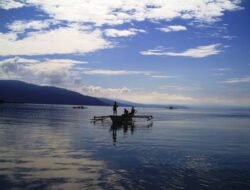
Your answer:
91,115 -> 153,124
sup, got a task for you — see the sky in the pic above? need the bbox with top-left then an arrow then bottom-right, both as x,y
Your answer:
0,0 -> 250,106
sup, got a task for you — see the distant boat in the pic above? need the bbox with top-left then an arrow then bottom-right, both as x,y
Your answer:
73,105 -> 87,109
166,106 -> 175,110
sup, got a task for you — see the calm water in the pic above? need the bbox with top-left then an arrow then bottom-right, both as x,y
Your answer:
0,104 -> 250,190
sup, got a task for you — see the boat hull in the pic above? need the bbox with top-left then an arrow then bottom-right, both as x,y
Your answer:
110,115 -> 133,124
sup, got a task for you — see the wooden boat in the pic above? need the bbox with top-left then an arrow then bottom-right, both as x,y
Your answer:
110,115 -> 133,124
73,105 -> 87,109
92,115 -> 153,124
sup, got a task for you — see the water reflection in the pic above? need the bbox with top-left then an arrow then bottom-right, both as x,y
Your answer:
0,104 -> 106,189
110,122 -> 153,144
1,104 -> 250,189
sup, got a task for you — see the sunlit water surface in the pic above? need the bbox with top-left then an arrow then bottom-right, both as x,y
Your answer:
0,104 -> 250,189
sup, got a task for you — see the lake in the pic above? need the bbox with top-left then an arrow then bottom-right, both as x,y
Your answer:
0,104 -> 250,189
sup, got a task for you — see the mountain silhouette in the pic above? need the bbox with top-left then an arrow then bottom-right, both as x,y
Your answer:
0,80 -> 107,106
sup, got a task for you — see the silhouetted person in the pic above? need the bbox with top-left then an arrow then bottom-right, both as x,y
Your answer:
113,101 -> 118,115
130,106 -> 136,116
123,108 -> 129,116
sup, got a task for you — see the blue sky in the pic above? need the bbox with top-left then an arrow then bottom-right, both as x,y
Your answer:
0,0 -> 250,106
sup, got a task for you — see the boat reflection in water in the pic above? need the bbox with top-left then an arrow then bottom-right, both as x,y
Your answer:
91,114 -> 153,144
110,122 -> 153,144
91,115 -> 153,144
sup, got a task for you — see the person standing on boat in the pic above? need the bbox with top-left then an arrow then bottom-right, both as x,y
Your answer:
113,101 -> 118,115
130,106 -> 136,116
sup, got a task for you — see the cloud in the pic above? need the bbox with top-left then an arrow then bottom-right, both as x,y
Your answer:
159,85 -> 202,92
0,57 -> 39,64
104,28 -> 146,37
1,57 -> 248,106
10,0 -> 242,25
222,35 -> 236,40
82,69 -> 151,76
80,69 -> 177,78
81,85 -> 131,97
158,25 -> 187,33
26,59 -> 87,73
200,96 -> 250,106
0,57 -> 169,84
141,44 -> 222,58
81,85 -> 196,104
0,57 -> 155,85
214,68 -> 231,72
0,0 -> 24,10
6,20 -> 60,33
222,76 -> 250,84
212,67 -> 232,76
151,75 -> 176,79
80,84 -> 250,106
0,57 -> 87,84
0,26 -> 111,56
1,1 -> 242,56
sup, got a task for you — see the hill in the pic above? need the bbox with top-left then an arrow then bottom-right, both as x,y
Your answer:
0,80 -> 107,106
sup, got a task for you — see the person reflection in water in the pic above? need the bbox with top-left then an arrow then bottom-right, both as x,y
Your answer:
113,101 -> 118,115
112,127 -> 117,144
111,123 -> 135,145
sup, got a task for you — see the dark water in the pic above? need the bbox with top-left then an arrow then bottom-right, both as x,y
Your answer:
0,104 -> 250,190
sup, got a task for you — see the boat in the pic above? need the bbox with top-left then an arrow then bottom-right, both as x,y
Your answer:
73,105 -> 87,109
110,115 -> 133,124
166,106 -> 175,109
91,115 -> 153,124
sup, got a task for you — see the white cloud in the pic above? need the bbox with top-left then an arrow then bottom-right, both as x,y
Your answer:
214,68 -> 231,72
158,25 -> 187,33
80,84 -> 250,106
159,85 -> 202,91
0,57 -> 166,84
80,69 -> 177,78
82,69 -> 151,76
26,59 -> 87,73
17,0 -> 241,25
0,32 -> 18,41
1,0 -> 242,56
212,68 -> 232,76
0,57 -> 154,85
0,0 -> 24,10
81,85 -> 196,104
200,96 -> 250,106
104,28 -> 146,37
141,44 -> 222,58
0,57 -> 39,64
222,76 -> 250,84
151,75 -> 176,79
81,85 -> 131,97
222,35 -> 236,40
1,57 -> 248,106
7,20 -> 60,33
0,57 -> 87,84
0,26 -> 111,56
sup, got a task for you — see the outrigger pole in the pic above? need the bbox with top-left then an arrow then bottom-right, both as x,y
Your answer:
91,115 -> 153,124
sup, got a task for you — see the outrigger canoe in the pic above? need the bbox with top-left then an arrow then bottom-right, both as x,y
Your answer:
92,115 -> 153,124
